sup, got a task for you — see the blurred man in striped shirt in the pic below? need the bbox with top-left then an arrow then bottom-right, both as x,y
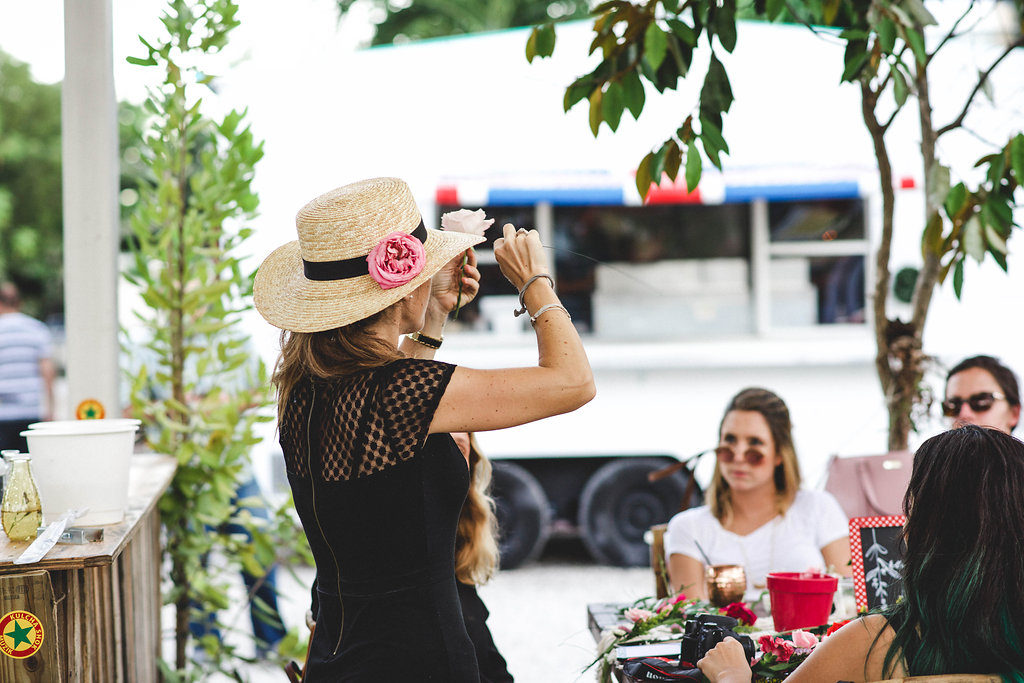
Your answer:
0,282 -> 55,452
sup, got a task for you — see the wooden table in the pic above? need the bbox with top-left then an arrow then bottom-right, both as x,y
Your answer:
0,453 -> 176,682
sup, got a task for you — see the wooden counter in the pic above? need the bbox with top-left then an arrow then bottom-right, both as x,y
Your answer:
0,453 -> 176,682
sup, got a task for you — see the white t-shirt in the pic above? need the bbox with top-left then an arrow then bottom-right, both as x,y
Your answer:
664,489 -> 848,598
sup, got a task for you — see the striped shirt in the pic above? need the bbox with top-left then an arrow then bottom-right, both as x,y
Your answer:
0,312 -> 52,420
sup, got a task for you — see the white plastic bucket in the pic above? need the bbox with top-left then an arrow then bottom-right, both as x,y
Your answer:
21,423 -> 138,526
28,419 -> 142,431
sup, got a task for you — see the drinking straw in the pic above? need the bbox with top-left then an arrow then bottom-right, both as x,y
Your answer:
693,539 -> 713,567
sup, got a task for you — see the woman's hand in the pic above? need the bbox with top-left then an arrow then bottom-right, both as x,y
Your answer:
697,638 -> 753,683
493,223 -> 549,290
429,247 -> 481,316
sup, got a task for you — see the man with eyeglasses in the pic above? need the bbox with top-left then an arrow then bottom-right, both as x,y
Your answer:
943,355 -> 1020,434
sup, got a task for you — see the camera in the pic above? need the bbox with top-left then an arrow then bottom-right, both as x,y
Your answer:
680,613 -> 756,666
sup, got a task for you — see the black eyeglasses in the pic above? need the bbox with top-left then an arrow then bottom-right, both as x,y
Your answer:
941,391 -> 1006,417
715,446 -> 767,467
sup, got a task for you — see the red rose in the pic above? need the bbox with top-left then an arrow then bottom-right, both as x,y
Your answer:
825,619 -> 853,637
721,601 -> 757,626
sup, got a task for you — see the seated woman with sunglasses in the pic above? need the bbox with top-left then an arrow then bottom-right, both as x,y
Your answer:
664,388 -> 851,601
944,354 -> 1020,434
698,425 -> 1024,682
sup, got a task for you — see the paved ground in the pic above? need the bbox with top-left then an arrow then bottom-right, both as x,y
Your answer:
197,539 -> 651,683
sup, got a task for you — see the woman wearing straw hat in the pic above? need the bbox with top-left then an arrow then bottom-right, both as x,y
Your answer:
254,177 -> 594,681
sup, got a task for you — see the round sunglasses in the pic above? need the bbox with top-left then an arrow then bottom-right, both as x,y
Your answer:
941,391 -> 1006,417
715,445 -> 767,467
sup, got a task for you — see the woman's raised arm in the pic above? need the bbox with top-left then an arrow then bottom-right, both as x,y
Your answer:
429,224 -> 595,434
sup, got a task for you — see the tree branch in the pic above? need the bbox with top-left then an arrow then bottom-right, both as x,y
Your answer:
936,36 -> 1024,138
927,0 -> 977,63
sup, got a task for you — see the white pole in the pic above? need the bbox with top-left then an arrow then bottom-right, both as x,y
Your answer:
61,0 -> 120,419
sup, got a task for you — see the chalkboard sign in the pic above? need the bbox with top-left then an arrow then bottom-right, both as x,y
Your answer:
849,515 -> 907,612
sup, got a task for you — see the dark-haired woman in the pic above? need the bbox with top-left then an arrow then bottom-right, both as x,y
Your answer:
665,388 -> 850,600
253,178 -> 594,681
699,425 -> 1024,682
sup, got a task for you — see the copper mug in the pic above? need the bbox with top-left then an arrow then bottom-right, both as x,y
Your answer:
706,564 -> 747,607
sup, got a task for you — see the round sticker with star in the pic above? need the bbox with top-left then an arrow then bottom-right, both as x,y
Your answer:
0,610 -> 44,659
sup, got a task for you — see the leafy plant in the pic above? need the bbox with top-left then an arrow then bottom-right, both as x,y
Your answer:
123,0 -> 310,678
529,0 -> 1024,449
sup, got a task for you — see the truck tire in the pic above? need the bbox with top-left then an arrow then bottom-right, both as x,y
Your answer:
578,458 -> 696,567
491,461 -> 551,570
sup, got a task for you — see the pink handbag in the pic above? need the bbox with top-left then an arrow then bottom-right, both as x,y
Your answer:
823,451 -> 913,519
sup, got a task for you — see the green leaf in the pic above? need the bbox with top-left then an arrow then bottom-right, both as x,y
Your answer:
644,23 -> 669,71
685,140 -> 702,191
535,24 -> 556,58
564,78 -> 595,112
943,182 -> 967,220
1010,133 -> 1024,184
602,81 -> 625,132
952,258 -> 965,298
841,42 -> 870,82
876,18 -> 897,54
127,55 -> 158,67
962,216 -> 985,263
766,0 -> 786,20
636,151 -> 655,198
526,27 -> 539,63
666,19 -> 697,47
715,0 -> 737,53
904,27 -> 927,65
699,54 -> 733,129
822,0 -> 841,25
700,116 -> 729,155
984,222 -> 1008,255
921,212 -> 944,258
664,139 -> 682,180
892,68 -> 909,107
588,88 -> 603,136
621,68 -> 646,120
901,0 -> 938,26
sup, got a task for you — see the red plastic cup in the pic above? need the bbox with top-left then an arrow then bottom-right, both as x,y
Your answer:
766,572 -> 838,632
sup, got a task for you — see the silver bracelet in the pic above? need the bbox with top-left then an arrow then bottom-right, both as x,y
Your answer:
513,274 -> 555,317
530,303 -> 571,325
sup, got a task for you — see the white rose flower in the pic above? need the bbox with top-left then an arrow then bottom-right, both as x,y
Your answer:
440,208 -> 494,237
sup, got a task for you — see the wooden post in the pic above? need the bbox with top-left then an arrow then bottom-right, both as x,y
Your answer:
0,571 -> 62,682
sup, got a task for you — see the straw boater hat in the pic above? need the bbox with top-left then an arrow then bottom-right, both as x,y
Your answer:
254,177 -> 484,333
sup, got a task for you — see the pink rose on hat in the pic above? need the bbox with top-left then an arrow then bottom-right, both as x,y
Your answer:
440,208 -> 494,237
366,231 -> 426,289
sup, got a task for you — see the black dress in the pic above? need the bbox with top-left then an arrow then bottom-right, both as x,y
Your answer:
279,358 -> 479,682
457,582 -> 514,683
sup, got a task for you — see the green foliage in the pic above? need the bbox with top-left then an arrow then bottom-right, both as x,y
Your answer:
339,0 -> 590,47
0,50 -> 63,318
124,1 -> 310,678
534,0 -> 1024,448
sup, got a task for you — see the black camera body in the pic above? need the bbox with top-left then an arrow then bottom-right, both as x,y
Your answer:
680,613 -> 756,666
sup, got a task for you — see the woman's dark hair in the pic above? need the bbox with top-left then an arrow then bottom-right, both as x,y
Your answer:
881,426 -> 1024,678
946,355 -> 1021,409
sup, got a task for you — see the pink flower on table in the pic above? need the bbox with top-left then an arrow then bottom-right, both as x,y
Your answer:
671,593 -> 688,604
624,608 -> 656,623
721,601 -> 757,626
758,635 -> 796,663
791,630 -> 819,649
440,208 -> 494,237
366,231 -> 426,289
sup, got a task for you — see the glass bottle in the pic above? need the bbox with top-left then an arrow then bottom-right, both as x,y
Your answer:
1,452 -> 42,542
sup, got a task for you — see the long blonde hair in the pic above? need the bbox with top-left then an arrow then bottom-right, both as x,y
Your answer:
455,434 -> 500,585
272,309 -> 402,414
707,387 -> 802,525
